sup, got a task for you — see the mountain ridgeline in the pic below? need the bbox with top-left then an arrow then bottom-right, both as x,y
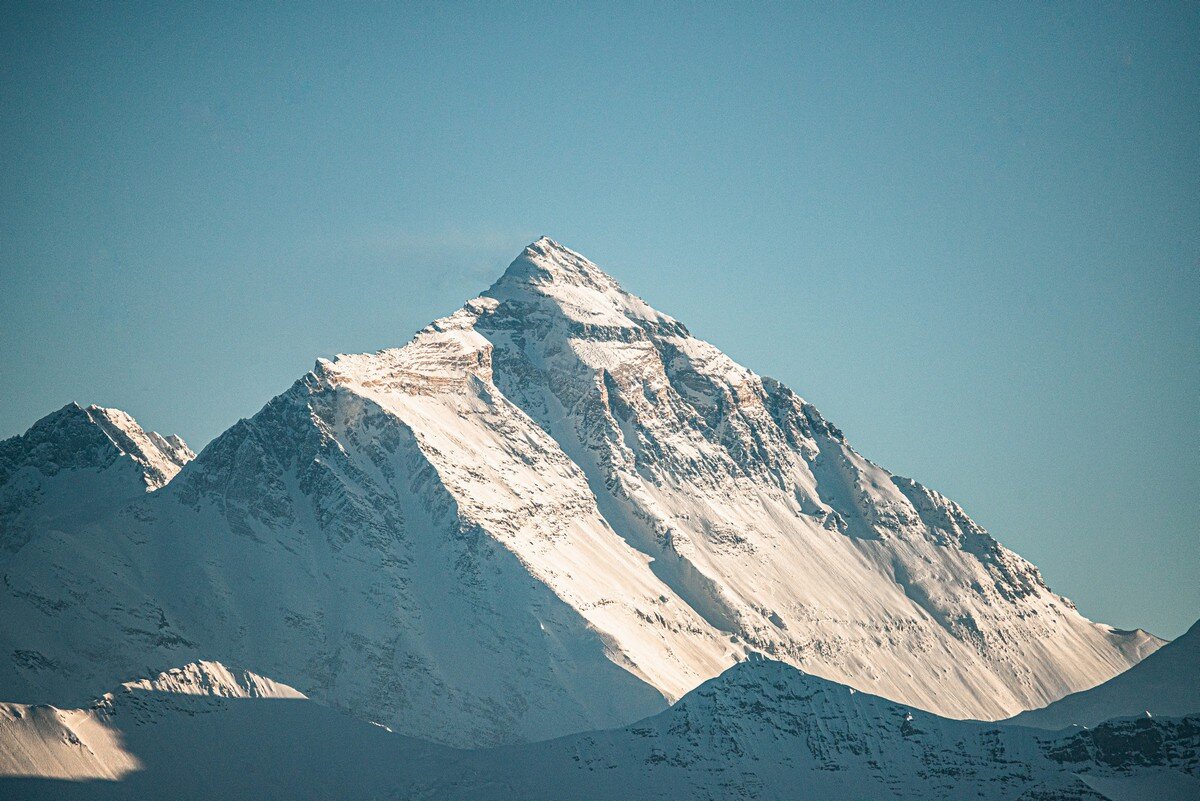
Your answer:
0,238 -> 1162,747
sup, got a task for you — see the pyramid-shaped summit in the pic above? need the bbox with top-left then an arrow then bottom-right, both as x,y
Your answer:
493,236 -> 611,285
0,238 -> 1161,748
486,236 -> 685,328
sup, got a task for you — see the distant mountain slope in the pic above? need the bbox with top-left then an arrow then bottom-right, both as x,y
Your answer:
2,659 -> 1197,801
0,238 -> 1161,746
1009,619 -> 1200,730
0,661 -> 445,796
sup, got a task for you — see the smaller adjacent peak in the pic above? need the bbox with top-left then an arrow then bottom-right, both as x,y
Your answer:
693,655 -> 855,704
0,402 -> 193,491
667,657 -> 922,739
39,400 -> 89,422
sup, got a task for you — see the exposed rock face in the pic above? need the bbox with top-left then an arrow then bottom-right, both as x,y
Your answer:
0,238 -> 1161,747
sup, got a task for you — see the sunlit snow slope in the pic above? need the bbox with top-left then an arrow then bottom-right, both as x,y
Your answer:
0,238 -> 1161,746
1009,618 -> 1200,730
0,662 -> 312,783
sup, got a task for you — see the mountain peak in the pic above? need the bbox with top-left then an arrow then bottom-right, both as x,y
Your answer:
495,236 -> 614,289
528,234 -> 568,253
485,237 -> 678,331
0,237 -> 1165,750
696,655 -> 871,706
0,402 -> 193,491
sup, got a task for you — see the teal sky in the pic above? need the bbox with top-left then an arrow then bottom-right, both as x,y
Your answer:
2,3 -> 1196,638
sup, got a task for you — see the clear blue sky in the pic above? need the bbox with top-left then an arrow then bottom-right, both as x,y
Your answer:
2,2 -> 1196,637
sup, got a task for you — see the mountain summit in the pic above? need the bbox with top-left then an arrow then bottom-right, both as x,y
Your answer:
0,239 -> 1161,746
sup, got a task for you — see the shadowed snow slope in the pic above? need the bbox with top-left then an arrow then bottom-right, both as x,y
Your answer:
2,659 -> 1197,801
1009,619 -> 1200,730
0,238 -> 1162,746
0,660 -> 423,791
0,662 -> 307,782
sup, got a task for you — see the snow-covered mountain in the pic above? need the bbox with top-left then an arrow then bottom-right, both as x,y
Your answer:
1009,618 -> 1200,730
3,658 -> 1196,800
0,402 -> 192,562
0,660 -> 453,798
0,238 -> 1162,747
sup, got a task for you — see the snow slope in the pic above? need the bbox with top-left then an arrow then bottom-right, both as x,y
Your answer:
0,238 -> 1161,746
2,658 -> 1196,801
1009,619 -> 1200,730
0,385 -> 681,745
0,661 -> 305,782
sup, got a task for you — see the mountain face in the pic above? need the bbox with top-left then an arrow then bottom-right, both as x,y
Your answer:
3,658 -> 1197,801
0,238 -> 1161,747
1009,619 -> 1200,730
0,403 -> 192,560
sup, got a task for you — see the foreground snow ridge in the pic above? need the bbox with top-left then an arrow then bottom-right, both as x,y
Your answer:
0,237 -> 1161,748
2,657 -> 1197,800
0,661 -> 304,782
